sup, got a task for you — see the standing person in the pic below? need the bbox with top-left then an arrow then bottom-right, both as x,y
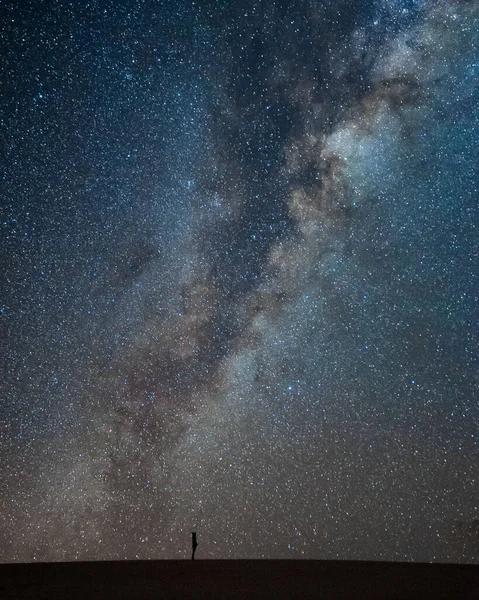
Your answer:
192,532 -> 198,560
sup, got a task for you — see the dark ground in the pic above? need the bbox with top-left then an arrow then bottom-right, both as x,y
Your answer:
0,560 -> 478,599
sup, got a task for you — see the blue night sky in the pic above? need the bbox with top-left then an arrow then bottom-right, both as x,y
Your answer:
1,0 -> 478,562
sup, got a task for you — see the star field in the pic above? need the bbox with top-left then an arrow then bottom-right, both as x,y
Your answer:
1,0 -> 478,562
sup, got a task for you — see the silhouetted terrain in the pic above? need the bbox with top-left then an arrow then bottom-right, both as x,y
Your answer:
1,560 -> 478,599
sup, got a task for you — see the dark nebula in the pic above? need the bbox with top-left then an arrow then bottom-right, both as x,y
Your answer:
1,0 -> 478,562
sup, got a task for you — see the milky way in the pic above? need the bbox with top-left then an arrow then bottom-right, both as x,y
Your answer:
2,0 -> 478,562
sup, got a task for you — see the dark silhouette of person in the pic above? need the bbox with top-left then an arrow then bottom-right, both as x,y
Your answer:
191,532 -> 198,560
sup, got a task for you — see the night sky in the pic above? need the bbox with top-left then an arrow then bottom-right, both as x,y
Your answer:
2,0 -> 478,563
